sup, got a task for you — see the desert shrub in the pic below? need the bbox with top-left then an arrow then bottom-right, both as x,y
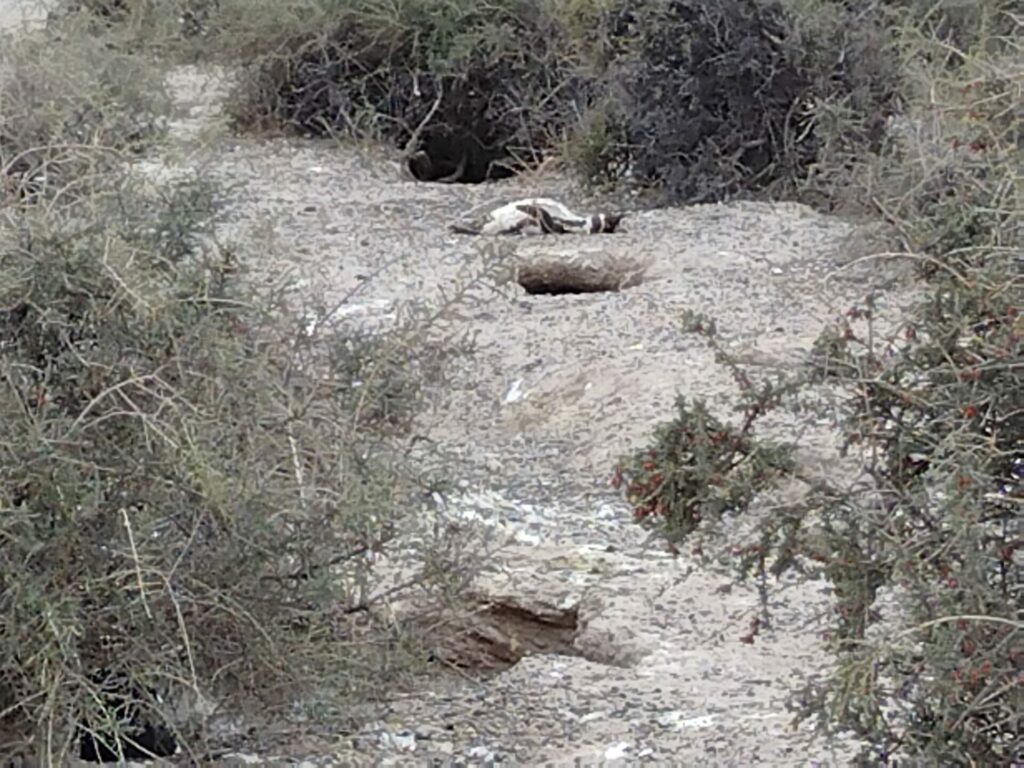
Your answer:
570,0 -> 901,204
802,0 -> 1021,213
0,22 -> 170,204
617,4 -> 1021,763
0,170 -> 474,762
225,0 -> 594,182
613,379 -> 794,554
794,13 -> 1022,761
48,0 -> 221,42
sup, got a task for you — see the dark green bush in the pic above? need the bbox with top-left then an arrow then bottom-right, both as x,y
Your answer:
617,4 -> 1021,762
614,389 -> 794,556
570,0 -> 901,204
217,0 -> 904,198
227,0 -> 593,182
0,170 -> 471,763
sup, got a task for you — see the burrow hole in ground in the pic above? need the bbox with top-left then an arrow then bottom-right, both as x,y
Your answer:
517,262 -> 645,296
430,601 -> 581,672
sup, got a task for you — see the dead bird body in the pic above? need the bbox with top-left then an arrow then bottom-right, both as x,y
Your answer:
450,198 -> 623,236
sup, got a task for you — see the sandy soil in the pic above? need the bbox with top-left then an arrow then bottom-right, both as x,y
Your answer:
0,0 -> 48,31
76,61 -> 920,765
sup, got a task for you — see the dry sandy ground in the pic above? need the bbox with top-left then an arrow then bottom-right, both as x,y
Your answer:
18,47 -> 921,764
0,0 -> 48,31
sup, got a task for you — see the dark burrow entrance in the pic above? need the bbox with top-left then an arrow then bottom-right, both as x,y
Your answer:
430,599 -> 579,672
77,669 -> 178,763
407,127 -> 522,184
517,262 -> 645,296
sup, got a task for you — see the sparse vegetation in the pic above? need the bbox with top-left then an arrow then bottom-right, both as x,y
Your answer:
0,21 -> 170,203
615,2 -> 1021,762
1,14 -> 481,765
2,0 -> 1020,763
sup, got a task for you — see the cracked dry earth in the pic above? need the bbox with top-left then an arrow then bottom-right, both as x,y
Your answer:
136,66 -> 919,767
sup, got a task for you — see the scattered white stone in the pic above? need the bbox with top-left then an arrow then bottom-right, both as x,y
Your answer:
514,530 -> 542,546
219,754 -> 262,765
504,378 -> 527,403
680,714 -> 717,729
656,710 -> 685,728
466,745 -> 495,760
604,742 -> 632,760
390,731 -> 417,752
741,712 -> 785,722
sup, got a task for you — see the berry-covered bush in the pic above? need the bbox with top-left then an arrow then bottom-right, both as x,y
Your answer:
615,4 -> 1022,761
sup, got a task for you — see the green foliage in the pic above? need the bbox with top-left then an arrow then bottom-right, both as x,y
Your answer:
2,174 -> 474,759
0,11 -> 485,763
617,5 -> 1022,762
803,280 -> 1020,763
799,29 -> 1022,752
567,0 -> 901,203
0,169 -> 459,760
614,313 -> 796,553
3,0 -> 1018,762
0,21 -> 170,204
225,0 -> 592,181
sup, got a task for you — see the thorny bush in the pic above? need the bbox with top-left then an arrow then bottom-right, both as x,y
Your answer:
0,170 -> 475,763
226,0 -> 594,183
0,22 -> 170,205
568,0 -> 901,204
222,0 -> 902,198
612,324 -> 795,559
617,3 -> 1021,763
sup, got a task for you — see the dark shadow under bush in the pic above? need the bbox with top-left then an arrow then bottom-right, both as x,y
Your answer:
571,0 -> 902,204
229,0 -> 594,183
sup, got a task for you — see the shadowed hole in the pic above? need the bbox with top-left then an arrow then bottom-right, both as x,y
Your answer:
428,600 -> 579,672
517,262 -> 644,296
